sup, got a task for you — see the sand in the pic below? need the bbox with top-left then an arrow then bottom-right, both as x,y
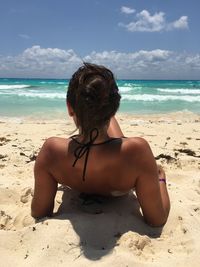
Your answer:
0,112 -> 200,267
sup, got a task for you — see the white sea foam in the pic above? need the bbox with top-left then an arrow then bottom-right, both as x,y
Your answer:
123,83 -> 140,87
119,86 -> 133,93
157,88 -> 200,94
12,92 -> 65,99
119,85 -> 143,92
121,84 -> 142,89
57,82 -> 66,85
39,81 -> 55,84
0,84 -> 32,90
1,88 -> 200,103
122,94 -> 200,102
4,91 -> 199,102
39,81 -> 66,86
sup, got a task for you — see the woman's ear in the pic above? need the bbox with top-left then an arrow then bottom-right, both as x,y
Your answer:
66,101 -> 74,117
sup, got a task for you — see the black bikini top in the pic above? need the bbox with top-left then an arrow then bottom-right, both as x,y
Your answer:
70,128 -> 118,181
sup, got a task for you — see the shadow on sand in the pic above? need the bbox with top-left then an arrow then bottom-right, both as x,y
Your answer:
43,186 -> 163,260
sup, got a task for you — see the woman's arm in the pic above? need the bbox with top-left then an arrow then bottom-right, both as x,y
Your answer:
157,165 -> 170,221
31,138 -> 58,219
134,138 -> 170,227
108,117 -> 170,226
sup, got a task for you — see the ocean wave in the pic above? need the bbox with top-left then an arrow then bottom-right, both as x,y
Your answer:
39,81 -> 67,85
122,94 -> 200,102
119,86 -> 143,92
157,88 -> 200,94
1,89 -> 200,103
39,81 -> 56,85
9,92 -> 65,99
0,84 -> 32,90
123,83 -> 140,87
57,82 -> 67,85
119,86 -> 133,93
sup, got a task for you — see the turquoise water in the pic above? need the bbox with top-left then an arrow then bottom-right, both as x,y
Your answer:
0,78 -> 200,117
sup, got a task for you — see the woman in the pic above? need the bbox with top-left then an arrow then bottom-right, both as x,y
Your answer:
31,63 -> 170,227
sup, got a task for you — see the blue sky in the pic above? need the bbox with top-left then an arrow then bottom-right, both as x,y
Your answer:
0,0 -> 200,79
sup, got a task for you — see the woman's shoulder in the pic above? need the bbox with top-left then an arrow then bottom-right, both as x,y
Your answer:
42,136 -> 69,147
124,136 -> 156,169
39,136 -> 71,157
121,136 -> 153,163
122,136 -> 151,151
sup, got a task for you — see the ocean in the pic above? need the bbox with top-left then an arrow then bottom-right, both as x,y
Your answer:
0,78 -> 200,118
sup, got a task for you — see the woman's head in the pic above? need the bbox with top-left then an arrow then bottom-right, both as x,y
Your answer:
67,63 -> 121,136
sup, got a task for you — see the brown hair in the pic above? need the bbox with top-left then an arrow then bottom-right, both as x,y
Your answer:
67,63 -> 121,137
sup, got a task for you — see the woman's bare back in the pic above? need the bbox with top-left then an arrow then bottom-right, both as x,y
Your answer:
41,136 -> 141,195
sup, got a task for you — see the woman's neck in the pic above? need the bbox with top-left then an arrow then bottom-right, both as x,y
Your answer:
78,127 -> 110,144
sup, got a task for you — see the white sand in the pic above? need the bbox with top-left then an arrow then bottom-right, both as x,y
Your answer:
0,112 -> 200,267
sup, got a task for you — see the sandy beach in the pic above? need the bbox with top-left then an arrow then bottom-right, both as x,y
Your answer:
0,112 -> 200,267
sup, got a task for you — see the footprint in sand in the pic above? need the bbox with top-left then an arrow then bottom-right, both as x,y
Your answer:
1,211 -> 35,230
20,187 -> 33,204
13,212 -> 35,229
195,189 -> 200,195
0,210 -> 13,230
0,154 -> 8,160
0,137 -> 11,146
117,231 -> 153,256
0,164 -> 5,169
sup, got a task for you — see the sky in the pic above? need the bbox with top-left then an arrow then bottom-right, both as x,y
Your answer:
0,0 -> 200,79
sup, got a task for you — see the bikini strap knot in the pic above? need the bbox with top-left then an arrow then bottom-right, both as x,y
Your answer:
72,128 -> 99,181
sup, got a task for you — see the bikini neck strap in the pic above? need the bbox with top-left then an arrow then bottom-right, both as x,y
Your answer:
71,128 -> 99,181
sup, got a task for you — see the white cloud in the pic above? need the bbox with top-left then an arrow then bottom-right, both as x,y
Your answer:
0,46 -> 82,78
0,46 -> 199,79
121,6 -> 135,14
18,34 -> 30,39
119,9 -> 189,32
185,54 -> 200,68
83,49 -> 173,78
121,10 -> 165,32
169,16 -> 188,30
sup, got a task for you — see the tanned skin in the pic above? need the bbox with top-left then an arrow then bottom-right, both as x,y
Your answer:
32,106 -> 170,227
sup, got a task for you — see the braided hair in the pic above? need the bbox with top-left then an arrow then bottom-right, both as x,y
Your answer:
67,63 -> 121,137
